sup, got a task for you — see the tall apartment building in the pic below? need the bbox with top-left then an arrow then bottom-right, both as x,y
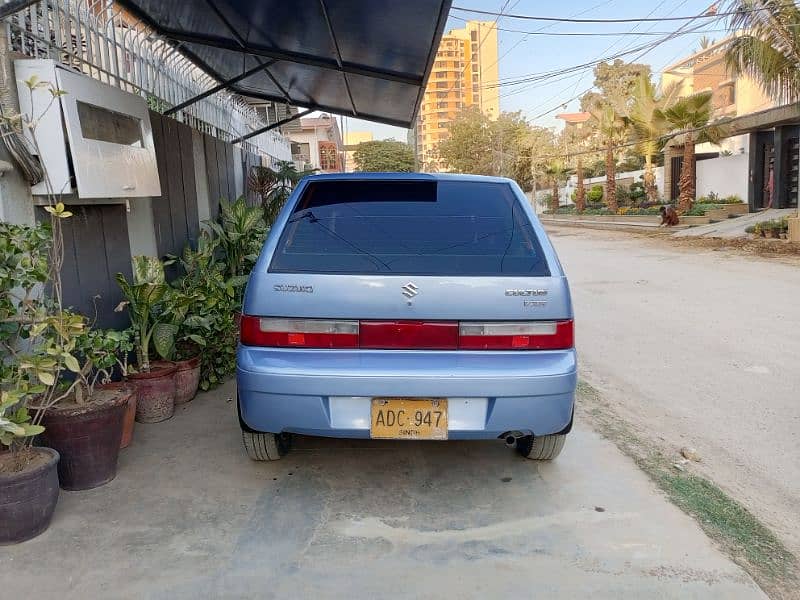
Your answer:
415,20 -> 499,171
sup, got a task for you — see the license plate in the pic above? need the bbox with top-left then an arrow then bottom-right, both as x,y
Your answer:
370,398 -> 448,440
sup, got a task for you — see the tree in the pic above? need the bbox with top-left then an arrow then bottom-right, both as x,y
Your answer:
589,103 -> 629,212
437,108 -> 550,191
662,91 -> 721,213
725,0 -> 800,105
627,74 -> 681,202
353,140 -> 415,172
248,160 -> 315,226
580,59 -> 652,112
545,158 -> 569,212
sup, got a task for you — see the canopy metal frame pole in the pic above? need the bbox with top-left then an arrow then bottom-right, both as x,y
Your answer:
163,59 -> 277,116
318,0 -> 358,118
230,108 -> 313,145
162,29 -> 422,87
201,0 -> 292,104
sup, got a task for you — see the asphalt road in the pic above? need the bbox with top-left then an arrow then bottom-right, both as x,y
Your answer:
1,379 -> 764,599
548,226 -> 800,555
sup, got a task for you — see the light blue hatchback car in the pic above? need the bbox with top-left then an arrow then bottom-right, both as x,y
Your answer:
237,173 -> 576,461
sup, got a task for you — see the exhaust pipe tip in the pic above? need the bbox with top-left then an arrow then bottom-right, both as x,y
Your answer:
502,431 -> 526,448
505,435 -> 517,448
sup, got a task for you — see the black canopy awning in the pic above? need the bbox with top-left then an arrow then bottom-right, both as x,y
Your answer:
118,0 -> 452,128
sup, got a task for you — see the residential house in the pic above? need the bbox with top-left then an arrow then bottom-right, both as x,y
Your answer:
661,37 -> 798,211
288,114 -> 344,173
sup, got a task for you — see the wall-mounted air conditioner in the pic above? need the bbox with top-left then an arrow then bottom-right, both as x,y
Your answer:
15,59 -> 161,201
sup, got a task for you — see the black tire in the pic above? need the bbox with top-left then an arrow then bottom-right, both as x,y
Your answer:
517,434 -> 566,460
241,430 -> 292,461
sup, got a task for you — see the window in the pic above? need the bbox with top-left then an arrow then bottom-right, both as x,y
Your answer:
77,101 -> 143,147
270,181 -> 548,276
471,31 -> 478,41
291,142 -> 311,162
318,141 -> 339,171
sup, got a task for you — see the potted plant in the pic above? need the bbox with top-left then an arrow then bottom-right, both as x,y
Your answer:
0,391 -> 59,544
116,256 -> 178,423
175,232 -> 243,392
37,317 -> 134,490
205,196 -> 265,324
0,221 -> 61,542
97,329 -> 137,449
155,277 -> 210,405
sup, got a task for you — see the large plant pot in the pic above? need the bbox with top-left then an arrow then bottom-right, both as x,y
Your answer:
40,388 -> 130,491
0,447 -> 60,544
174,356 -> 201,405
130,361 -> 177,423
100,381 -> 138,449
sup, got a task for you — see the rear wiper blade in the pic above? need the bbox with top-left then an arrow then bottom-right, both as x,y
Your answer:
287,210 -> 317,224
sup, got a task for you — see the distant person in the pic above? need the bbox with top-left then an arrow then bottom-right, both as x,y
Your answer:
659,205 -> 679,227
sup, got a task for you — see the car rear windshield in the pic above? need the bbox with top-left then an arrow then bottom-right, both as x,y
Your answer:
269,180 -> 550,276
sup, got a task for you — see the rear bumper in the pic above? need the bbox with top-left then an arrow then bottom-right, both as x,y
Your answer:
236,346 -> 577,439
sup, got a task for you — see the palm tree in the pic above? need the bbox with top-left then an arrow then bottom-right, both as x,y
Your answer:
545,158 -> 568,212
627,75 -> 680,202
725,0 -> 800,105
590,103 -> 629,212
697,35 -> 715,51
662,91 -> 722,213
248,160 -> 315,226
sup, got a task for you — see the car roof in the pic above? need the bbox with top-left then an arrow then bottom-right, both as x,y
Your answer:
301,172 -> 515,185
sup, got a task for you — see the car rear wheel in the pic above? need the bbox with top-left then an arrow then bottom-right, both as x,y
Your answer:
241,430 -> 292,461
517,434 -> 566,460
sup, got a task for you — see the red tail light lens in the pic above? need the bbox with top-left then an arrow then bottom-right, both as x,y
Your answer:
360,321 -> 458,350
240,316 -> 359,348
458,320 -> 574,350
241,317 -> 573,351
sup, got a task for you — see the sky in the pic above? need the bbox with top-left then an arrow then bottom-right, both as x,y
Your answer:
342,0 -> 726,141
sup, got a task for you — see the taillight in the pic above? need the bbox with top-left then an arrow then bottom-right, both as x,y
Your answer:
360,321 -> 458,350
240,316 -> 359,348
241,317 -> 573,350
458,320 -> 573,350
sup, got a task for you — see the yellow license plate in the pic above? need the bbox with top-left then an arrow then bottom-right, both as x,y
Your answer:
370,398 -> 448,440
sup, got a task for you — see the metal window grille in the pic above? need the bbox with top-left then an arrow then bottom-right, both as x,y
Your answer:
3,0 -> 291,160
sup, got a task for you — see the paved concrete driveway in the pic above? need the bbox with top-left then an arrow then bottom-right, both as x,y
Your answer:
546,226 -> 800,555
2,380 -> 762,599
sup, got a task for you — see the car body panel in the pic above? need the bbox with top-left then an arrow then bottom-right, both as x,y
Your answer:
237,173 -> 576,440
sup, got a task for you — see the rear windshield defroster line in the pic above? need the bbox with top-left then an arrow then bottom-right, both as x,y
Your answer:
269,180 -> 550,277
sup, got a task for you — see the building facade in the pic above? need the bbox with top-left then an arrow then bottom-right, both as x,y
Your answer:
288,114 -> 344,173
343,131 -> 374,172
415,20 -> 499,172
660,37 -> 798,210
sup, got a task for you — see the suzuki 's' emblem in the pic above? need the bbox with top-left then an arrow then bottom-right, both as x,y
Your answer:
401,282 -> 419,299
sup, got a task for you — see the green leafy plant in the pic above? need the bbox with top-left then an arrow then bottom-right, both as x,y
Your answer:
172,233 -> 240,390
587,185 -> 604,203
248,161 -> 315,227
205,196 -> 265,280
115,256 -> 176,373
0,390 -> 44,470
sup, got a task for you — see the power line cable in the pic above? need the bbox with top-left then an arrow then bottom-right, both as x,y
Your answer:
450,5 -> 766,24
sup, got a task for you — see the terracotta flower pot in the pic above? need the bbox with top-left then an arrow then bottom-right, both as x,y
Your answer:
0,447 -> 60,544
129,361 -> 177,423
174,356 -> 201,405
40,387 -> 130,491
100,381 -> 138,449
